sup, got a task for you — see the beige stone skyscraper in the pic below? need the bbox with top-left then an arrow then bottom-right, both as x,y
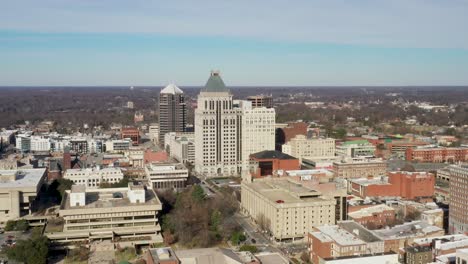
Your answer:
194,71 -> 240,177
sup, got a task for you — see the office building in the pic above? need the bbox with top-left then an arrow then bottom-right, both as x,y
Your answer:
148,124 -> 160,144
449,165 -> 468,234
405,246 -> 432,264
194,71 -> 241,177
164,132 -> 195,164
456,249 -> 468,264
308,221 -> 385,264
333,158 -> 387,179
237,100 -> 276,170
406,146 -> 468,163
46,183 -> 163,245
350,171 -> 435,202
0,168 -> 47,222
158,84 -> 187,145
373,221 -> 444,253
249,150 -> 300,178
16,135 -> 50,152
194,72 -> 276,178
347,204 -> 396,229
336,140 -> 375,158
105,139 -> 132,152
275,122 -> 308,151
282,135 -> 335,162
145,163 -> 189,189
121,127 -> 140,145
241,178 -> 336,241
69,138 -> 88,154
63,167 -> 124,188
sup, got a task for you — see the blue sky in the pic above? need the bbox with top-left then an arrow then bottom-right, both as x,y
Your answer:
1,0 -> 468,86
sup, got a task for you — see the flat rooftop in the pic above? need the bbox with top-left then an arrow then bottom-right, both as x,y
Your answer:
374,221 -> 443,240
334,158 -> 386,165
62,187 -> 161,210
338,221 -> 382,243
350,177 -> 389,186
348,204 -> 395,219
146,163 -> 187,171
246,180 -> 328,204
314,225 -> 366,246
0,168 -> 46,189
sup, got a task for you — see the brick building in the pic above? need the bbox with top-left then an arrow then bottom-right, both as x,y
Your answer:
406,147 -> 468,163
275,122 -> 308,150
347,204 -> 396,229
333,158 -> 387,179
308,221 -> 385,264
350,171 -> 435,202
121,127 -> 140,145
249,150 -> 300,177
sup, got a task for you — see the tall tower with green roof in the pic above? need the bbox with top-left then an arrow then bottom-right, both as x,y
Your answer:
194,71 -> 241,177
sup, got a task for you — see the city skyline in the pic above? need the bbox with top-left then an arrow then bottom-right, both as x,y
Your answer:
1,0 -> 468,86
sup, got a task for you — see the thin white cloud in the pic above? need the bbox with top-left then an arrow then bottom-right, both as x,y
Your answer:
1,0 -> 468,48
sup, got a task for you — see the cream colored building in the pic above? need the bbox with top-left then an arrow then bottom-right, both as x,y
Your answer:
164,132 -> 195,164
237,100 -> 276,173
148,124 -> 159,144
63,167 -> 124,188
145,162 -> 189,189
241,178 -> 336,241
194,72 -> 276,178
0,168 -> 47,223
124,148 -> 145,167
194,72 -> 242,177
46,183 -> 162,245
333,158 -> 387,179
282,135 -> 335,162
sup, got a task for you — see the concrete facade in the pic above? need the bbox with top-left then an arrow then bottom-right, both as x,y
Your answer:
63,167 -> 124,188
0,168 -> 47,223
241,178 -> 336,241
164,132 -> 195,164
46,184 -> 163,246
282,135 -> 335,162
145,163 -> 189,189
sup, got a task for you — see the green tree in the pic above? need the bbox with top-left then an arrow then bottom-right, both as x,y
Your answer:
7,235 -> 49,264
15,219 -> 29,231
57,178 -> 74,200
100,177 -> 130,188
210,209 -> 222,232
191,185 -> 205,202
4,220 -> 16,231
239,244 -> 258,253
230,231 -> 246,245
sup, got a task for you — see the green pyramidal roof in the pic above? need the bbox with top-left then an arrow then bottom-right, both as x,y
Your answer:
202,71 -> 229,92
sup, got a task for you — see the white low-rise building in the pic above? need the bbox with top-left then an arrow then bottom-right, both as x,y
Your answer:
164,132 -> 195,164
336,140 -> 376,158
105,139 -> 132,152
63,167 -> 124,188
46,183 -> 163,246
145,163 -> 189,189
0,168 -> 47,222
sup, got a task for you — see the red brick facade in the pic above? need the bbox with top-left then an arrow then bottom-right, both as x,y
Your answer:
406,147 -> 468,163
351,172 -> 435,202
121,127 -> 140,145
348,205 -> 396,229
